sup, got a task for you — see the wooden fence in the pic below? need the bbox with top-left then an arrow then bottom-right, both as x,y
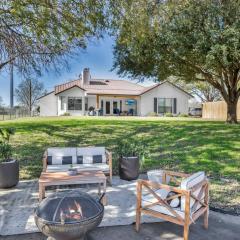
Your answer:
0,108 -> 31,121
202,101 -> 240,120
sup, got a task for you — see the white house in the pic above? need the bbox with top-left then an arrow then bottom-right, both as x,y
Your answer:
38,68 -> 193,116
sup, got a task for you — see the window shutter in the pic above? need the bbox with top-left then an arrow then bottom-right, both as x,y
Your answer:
154,98 -> 158,113
173,98 -> 177,114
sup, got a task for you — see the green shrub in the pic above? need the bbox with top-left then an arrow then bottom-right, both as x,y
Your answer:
164,112 -> 173,117
115,137 -> 150,168
147,112 -> 158,117
178,113 -> 189,117
62,112 -> 71,116
0,128 -> 15,162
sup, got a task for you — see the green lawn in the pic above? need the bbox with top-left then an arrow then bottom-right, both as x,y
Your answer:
0,116 -> 239,214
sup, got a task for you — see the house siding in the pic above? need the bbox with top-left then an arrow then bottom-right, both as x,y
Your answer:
57,86 -> 86,116
87,95 -> 97,110
39,81 -> 192,117
140,82 -> 190,116
39,92 -> 58,116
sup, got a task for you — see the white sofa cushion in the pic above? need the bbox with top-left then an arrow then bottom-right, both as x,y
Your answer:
47,148 -> 77,164
77,147 -> 106,163
83,155 -> 93,164
47,163 -> 110,173
180,171 -> 205,212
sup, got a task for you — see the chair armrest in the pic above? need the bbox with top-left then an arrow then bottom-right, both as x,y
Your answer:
138,179 -> 189,196
42,150 -> 47,172
163,170 -> 191,179
161,170 -> 191,185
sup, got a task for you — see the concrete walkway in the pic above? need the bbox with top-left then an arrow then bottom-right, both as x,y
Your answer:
1,211 -> 240,240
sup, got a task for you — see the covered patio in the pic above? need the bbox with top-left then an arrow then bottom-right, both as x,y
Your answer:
87,94 -> 140,116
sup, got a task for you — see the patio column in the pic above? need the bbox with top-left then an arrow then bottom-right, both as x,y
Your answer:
96,95 -> 99,109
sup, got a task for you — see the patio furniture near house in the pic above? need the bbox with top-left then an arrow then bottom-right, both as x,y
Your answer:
38,170 -> 107,205
127,108 -> 134,116
136,171 -> 209,240
88,106 -> 96,116
42,147 -> 112,184
113,108 -> 120,115
35,190 -> 104,240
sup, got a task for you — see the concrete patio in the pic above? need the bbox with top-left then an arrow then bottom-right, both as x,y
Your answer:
1,211 -> 240,240
1,176 -> 239,239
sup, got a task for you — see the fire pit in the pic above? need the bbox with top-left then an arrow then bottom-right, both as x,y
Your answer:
34,190 -> 104,240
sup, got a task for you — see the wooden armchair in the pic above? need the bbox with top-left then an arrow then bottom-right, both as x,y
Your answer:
136,171 -> 209,240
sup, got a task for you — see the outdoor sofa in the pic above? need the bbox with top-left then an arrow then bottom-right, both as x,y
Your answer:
42,147 -> 112,184
136,171 -> 209,240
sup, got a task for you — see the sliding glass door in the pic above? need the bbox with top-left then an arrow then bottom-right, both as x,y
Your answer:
105,101 -> 111,114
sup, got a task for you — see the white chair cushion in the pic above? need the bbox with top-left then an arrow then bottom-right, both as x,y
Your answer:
46,163 -> 110,173
143,204 -> 185,219
142,189 -> 170,204
147,170 -> 171,184
142,188 -> 180,209
47,148 -> 77,164
77,147 -> 106,163
142,189 -> 185,218
180,171 -> 205,212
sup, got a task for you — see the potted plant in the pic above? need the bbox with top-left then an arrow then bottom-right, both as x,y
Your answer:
116,138 -> 149,181
0,128 -> 19,188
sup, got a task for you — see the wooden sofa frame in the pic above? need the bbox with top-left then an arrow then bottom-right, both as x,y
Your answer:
42,148 -> 113,185
136,171 -> 209,240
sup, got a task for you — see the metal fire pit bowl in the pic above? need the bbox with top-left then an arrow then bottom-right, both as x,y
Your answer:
34,190 -> 104,240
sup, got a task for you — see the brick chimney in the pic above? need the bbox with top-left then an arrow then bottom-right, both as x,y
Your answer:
82,68 -> 90,85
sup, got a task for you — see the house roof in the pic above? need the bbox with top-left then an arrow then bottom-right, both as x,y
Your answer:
55,80 -> 85,94
140,81 -> 194,98
41,78 -> 192,98
37,91 -> 54,100
55,79 -> 146,96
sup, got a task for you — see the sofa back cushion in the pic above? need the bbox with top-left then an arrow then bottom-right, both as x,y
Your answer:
77,147 -> 106,164
180,171 -> 205,212
47,148 -> 77,165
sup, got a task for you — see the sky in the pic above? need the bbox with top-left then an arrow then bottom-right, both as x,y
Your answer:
0,35 -> 154,106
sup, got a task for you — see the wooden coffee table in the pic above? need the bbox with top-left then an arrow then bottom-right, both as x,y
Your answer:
39,170 -> 107,205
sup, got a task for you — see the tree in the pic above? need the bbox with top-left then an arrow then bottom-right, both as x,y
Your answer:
15,78 -> 45,115
0,0 -> 106,75
110,0 -> 240,123
168,77 -> 222,102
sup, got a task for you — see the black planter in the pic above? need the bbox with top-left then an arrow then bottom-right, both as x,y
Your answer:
0,160 -> 19,188
119,156 -> 140,181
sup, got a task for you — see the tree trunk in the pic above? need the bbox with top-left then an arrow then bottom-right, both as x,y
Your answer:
226,101 -> 238,124
29,79 -> 32,116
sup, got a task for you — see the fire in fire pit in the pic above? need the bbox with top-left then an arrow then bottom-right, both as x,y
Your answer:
60,200 -> 83,223
34,190 -> 104,240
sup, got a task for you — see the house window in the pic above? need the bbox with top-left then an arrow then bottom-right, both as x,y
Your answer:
157,98 -> 174,114
68,97 -> 82,111
60,96 -> 65,110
